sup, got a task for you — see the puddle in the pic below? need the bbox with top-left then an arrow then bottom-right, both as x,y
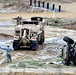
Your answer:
44,37 -> 66,45
0,40 -> 13,51
0,21 -> 14,26
0,8 -> 17,13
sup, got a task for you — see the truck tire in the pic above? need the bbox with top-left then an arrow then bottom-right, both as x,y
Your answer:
30,40 -> 39,50
13,40 -> 20,50
63,36 -> 74,44
39,31 -> 45,45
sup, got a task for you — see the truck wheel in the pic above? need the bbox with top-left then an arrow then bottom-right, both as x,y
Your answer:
13,45 -> 20,50
39,39 -> 43,45
39,38 -> 44,45
13,40 -> 20,50
39,31 -> 45,45
63,36 -> 74,44
30,40 -> 39,50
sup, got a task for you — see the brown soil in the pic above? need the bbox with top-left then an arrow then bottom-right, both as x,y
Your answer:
0,2 -> 76,74
0,44 -> 45,67
0,12 -> 76,20
62,22 -> 76,30
0,72 -> 76,75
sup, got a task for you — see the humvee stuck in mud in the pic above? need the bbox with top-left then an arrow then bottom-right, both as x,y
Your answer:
13,16 -> 45,50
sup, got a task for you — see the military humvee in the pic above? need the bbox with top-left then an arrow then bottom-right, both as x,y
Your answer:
62,36 -> 76,65
13,16 -> 45,50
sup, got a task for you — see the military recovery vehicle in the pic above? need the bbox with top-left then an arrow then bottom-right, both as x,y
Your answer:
13,16 -> 45,50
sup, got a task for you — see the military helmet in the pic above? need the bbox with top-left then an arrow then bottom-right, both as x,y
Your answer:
6,43 -> 10,47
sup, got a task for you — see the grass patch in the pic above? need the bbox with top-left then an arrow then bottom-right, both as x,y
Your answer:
45,17 -> 69,26
45,17 -> 75,26
10,60 -> 48,69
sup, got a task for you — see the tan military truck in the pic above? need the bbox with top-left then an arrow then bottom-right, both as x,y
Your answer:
13,17 -> 45,50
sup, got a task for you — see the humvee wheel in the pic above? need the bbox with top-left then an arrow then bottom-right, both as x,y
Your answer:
73,53 -> 76,65
64,59 -> 70,66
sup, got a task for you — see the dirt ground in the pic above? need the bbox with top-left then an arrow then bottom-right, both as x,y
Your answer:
0,25 -> 76,75
0,2 -> 76,75
0,12 -> 76,19
0,72 -> 76,75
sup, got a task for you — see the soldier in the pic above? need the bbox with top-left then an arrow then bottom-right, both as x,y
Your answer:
13,16 -> 22,25
0,44 -> 13,63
